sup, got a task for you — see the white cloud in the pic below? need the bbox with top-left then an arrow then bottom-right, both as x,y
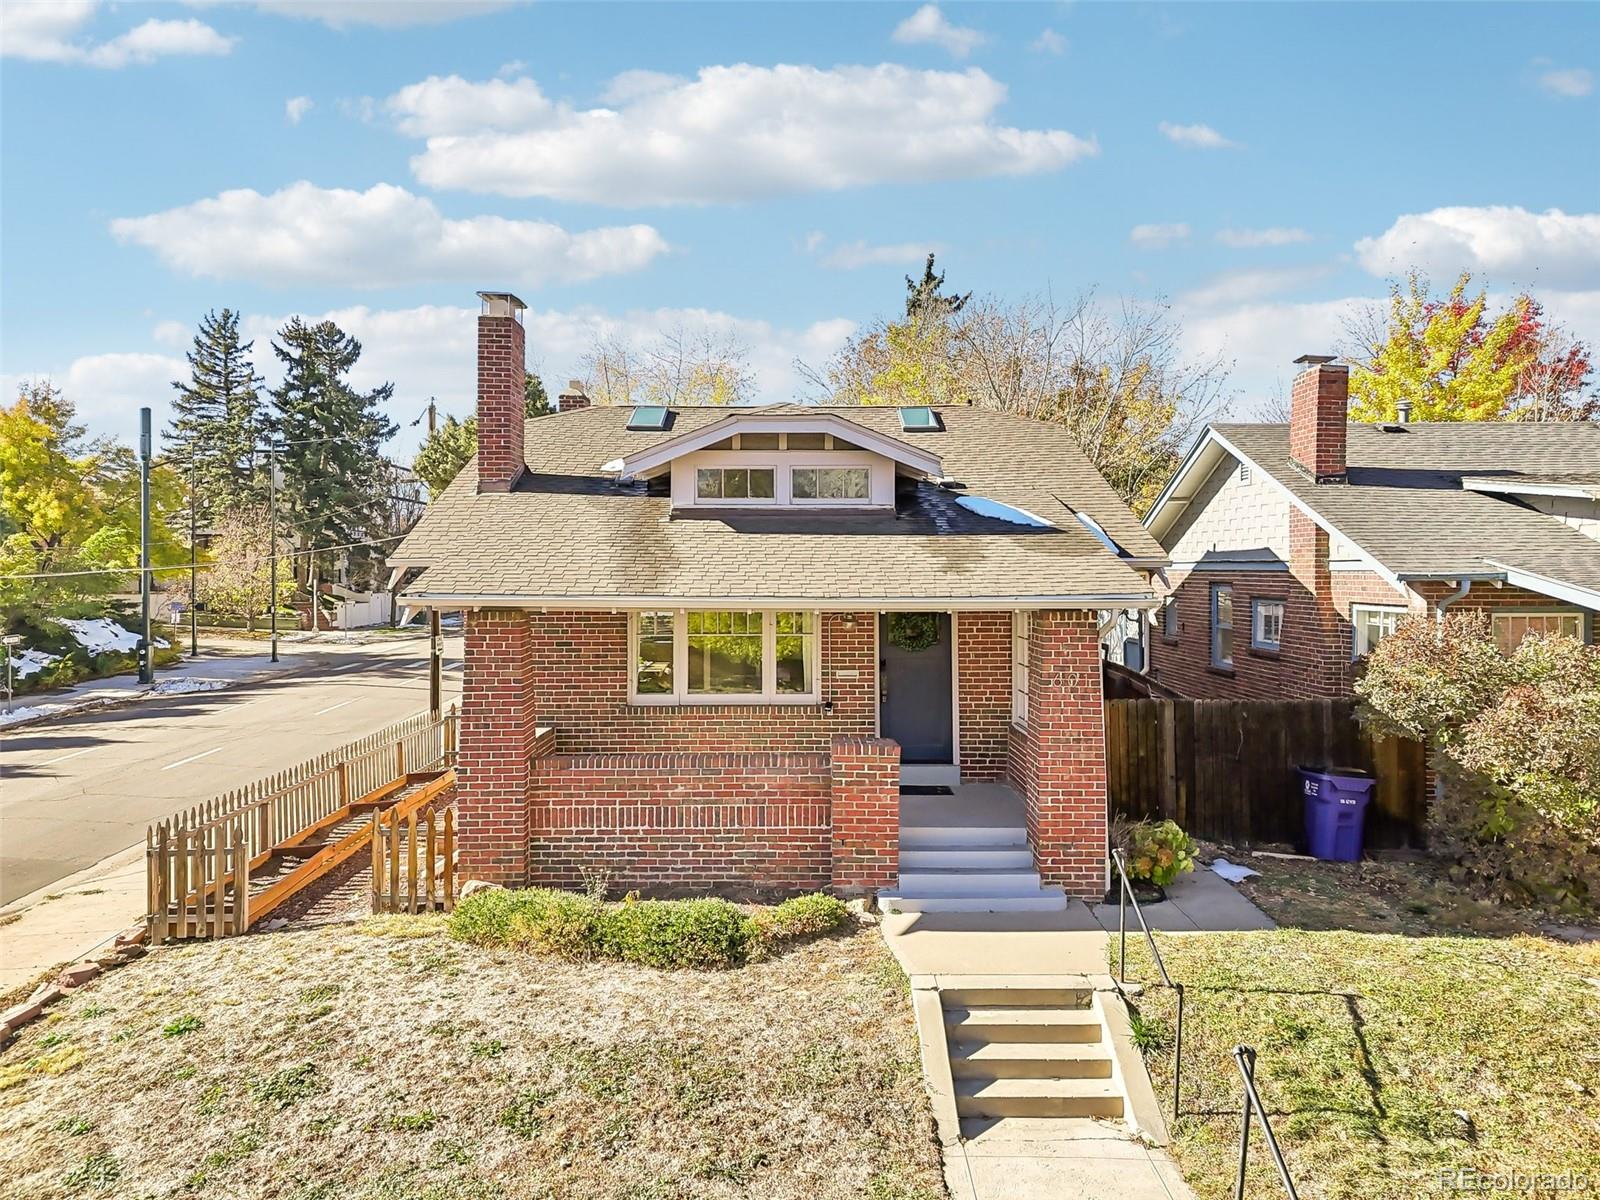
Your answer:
110,182 -> 670,288
1354,205 -> 1600,290
1536,65 -> 1593,98
1030,28 -> 1067,55
1177,264 -> 1335,309
808,236 -> 939,270
152,320 -> 191,347
1,3 -> 235,68
1157,121 -> 1238,150
249,2 -> 513,29
892,4 -> 986,58
1215,226 -> 1312,249
599,69 -> 684,104
1129,222 -> 1191,250
392,65 -> 1096,205
2,353 -> 190,444
285,95 -> 313,124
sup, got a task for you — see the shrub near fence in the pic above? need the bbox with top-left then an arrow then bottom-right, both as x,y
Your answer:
1105,698 -> 1426,848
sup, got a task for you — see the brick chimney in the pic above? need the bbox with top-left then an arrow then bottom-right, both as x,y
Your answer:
557,379 -> 591,413
1288,354 -> 1349,483
476,291 -> 526,493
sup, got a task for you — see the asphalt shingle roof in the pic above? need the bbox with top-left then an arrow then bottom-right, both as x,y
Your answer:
396,404 -> 1163,604
1214,422 -> 1600,594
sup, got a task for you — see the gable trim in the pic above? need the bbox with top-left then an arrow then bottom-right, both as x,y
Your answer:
615,412 -> 944,479
1481,561 -> 1600,611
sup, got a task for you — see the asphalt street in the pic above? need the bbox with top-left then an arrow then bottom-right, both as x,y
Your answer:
0,634 -> 464,906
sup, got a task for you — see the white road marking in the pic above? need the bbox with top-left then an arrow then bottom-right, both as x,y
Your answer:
40,747 -> 97,767
161,746 -> 224,771
333,662 -> 365,672
313,699 -> 356,716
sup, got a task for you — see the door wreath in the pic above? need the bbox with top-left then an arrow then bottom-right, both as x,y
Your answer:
886,612 -> 941,653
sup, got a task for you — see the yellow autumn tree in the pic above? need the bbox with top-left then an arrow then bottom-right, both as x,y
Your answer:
1347,272 -> 1538,422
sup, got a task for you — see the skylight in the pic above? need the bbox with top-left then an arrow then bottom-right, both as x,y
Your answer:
898,406 -> 943,432
626,405 -> 671,431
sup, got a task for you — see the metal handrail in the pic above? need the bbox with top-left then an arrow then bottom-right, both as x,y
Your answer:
1111,847 -> 1185,1117
1233,1045 -> 1300,1199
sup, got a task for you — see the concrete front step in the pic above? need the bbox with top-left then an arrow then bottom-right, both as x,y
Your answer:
899,846 -> 1034,870
896,869 -> 1046,896
900,824 -> 1029,849
950,1041 -> 1114,1079
939,984 -> 1094,1008
878,889 -> 1069,914
943,1005 -> 1104,1043
954,1076 -> 1125,1119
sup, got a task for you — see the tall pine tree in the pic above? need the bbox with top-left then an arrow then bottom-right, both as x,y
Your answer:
166,309 -> 266,521
268,318 -> 397,590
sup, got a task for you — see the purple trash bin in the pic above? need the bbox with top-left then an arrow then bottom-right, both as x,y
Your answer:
1298,767 -> 1375,862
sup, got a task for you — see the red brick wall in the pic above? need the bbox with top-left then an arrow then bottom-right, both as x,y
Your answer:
527,611 -> 878,753
475,313 -> 525,492
1007,610 -> 1108,900
829,734 -> 900,892
457,609 -> 537,884
956,612 -> 1011,781
528,751 -> 831,897
1288,362 -> 1349,482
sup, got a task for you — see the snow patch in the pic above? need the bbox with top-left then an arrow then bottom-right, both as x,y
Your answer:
954,495 -> 1054,528
56,618 -> 169,655
8,649 -> 61,679
0,705 -> 49,728
1209,858 -> 1260,882
150,678 -> 229,696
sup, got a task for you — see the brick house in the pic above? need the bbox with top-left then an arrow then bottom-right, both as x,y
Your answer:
389,293 -> 1167,910
1142,354 -> 1600,700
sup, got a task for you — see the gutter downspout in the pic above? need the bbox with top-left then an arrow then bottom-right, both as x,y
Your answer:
1434,578 -> 1472,629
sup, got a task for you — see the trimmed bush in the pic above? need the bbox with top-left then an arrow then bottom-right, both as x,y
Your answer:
448,889 -> 849,970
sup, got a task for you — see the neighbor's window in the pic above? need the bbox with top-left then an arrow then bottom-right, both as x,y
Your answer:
688,610 -> 763,693
1251,598 -> 1285,651
1159,595 -> 1179,642
1210,585 -> 1234,668
791,466 -> 870,501
1351,604 -> 1405,659
634,611 -> 675,695
1011,611 -> 1030,725
695,466 -> 775,501
1492,610 -> 1585,654
632,610 -> 818,702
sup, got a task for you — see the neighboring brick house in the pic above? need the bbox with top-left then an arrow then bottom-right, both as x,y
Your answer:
388,293 -> 1167,908
1142,355 -> 1600,700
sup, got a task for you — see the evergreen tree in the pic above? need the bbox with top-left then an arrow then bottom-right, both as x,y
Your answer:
267,318 -> 397,589
413,415 -> 477,497
524,372 -> 552,417
905,253 -> 970,318
166,309 -> 266,520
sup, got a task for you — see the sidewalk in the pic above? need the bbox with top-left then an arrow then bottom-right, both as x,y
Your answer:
0,845 -> 145,1001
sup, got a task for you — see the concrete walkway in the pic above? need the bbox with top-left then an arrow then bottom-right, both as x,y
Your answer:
1091,865 -> 1277,934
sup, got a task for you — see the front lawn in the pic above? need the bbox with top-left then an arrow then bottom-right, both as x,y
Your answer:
1122,858 -> 1600,1200
0,914 -> 945,1200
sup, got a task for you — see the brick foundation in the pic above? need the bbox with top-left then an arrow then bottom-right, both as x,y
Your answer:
829,735 -> 901,892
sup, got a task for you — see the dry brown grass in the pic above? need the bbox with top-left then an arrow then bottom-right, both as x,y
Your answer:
0,916 -> 944,1200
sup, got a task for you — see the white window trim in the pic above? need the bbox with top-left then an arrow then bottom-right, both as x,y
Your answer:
1350,603 -> 1406,660
694,465 -> 777,505
1210,584 -> 1234,668
1250,598 -> 1284,651
1490,608 -> 1589,651
789,465 -> 873,505
629,609 -> 821,705
1159,595 -> 1179,642
1011,611 -> 1030,728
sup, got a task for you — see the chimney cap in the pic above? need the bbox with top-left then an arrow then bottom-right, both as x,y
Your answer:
477,291 -> 527,319
561,379 -> 586,395
1293,353 -> 1338,366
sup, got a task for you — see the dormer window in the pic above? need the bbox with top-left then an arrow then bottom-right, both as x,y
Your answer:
791,467 -> 869,501
696,466 -> 775,501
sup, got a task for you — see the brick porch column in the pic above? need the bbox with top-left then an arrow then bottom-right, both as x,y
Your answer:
1023,610 -> 1108,900
457,608 -> 537,885
829,734 -> 900,893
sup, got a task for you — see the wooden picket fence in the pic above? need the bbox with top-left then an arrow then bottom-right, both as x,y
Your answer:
371,793 -> 457,914
1105,697 -> 1427,848
147,706 -> 457,940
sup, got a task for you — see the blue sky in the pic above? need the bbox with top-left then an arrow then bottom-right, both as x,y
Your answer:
3,0 -> 1597,457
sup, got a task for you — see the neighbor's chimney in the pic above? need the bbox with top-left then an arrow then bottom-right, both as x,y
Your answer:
1396,398 -> 1413,424
557,379 -> 591,413
1289,354 -> 1349,484
476,291 -> 527,493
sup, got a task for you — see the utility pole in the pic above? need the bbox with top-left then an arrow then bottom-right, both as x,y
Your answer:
138,408 -> 154,684
188,458 -> 199,658
269,445 -> 280,664
429,607 -> 442,714
426,397 -> 437,434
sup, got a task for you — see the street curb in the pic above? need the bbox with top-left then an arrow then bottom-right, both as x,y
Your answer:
1,659 -> 319,732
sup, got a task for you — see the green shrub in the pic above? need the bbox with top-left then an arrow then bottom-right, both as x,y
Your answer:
448,889 -> 850,970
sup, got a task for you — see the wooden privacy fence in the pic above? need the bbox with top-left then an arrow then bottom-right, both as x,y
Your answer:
372,794 -> 457,914
1105,698 -> 1427,847
148,706 -> 457,940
